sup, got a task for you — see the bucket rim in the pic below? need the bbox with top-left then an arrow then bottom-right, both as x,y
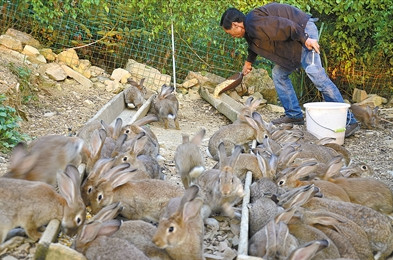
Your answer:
303,102 -> 350,109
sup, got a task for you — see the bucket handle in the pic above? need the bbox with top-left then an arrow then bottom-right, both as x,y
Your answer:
306,110 -> 346,133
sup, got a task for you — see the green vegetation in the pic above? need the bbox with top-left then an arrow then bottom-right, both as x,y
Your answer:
0,95 -> 30,152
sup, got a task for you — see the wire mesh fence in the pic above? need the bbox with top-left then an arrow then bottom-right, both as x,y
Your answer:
1,0 -> 391,99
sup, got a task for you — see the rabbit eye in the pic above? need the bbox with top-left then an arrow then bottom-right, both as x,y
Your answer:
278,180 -> 285,186
87,186 -> 92,194
76,216 -> 82,226
264,134 -> 268,138
98,194 -> 103,202
125,129 -> 130,134
122,156 -> 128,162
168,226 -> 174,233
361,165 -> 367,170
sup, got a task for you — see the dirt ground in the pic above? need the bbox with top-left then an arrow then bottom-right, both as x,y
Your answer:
1,47 -> 393,259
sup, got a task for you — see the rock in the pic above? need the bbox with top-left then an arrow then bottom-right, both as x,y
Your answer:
267,104 -> 285,113
22,45 -> 40,56
125,59 -> 171,92
0,35 -> 23,52
40,48 -> 57,61
110,68 -> 131,83
243,68 -> 277,104
352,88 -> 368,103
61,64 -> 93,88
58,49 -> 80,67
45,63 -> 67,81
358,94 -> 387,107
45,243 -> 86,260
181,78 -> 199,89
6,28 -> 41,48
90,66 -> 106,77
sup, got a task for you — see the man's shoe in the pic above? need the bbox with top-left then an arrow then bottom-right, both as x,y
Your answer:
271,115 -> 304,125
345,122 -> 360,137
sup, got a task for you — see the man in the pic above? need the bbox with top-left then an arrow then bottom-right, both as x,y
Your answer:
220,3 -> 359,137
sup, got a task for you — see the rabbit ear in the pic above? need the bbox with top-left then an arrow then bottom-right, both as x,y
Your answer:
109,170 -> 137,189
159,84 -> 174,98
228,145 -> 243,169
101,163 -> 132,181
139,78 -> 145,87
110,134 -> 128,158
288,239 -> 329,260
324,156 -> 344,179
245,96 -> 254,106
79,219 -> 122,244
278,184 -> 319,209
91,202 -> 123,222
182,197 -> 203,222
132,114 -> 158,127
179,185 -> 200,208
264,220 -> 277,257
274,207 -> 296,224
86,158 -> 115,181
89,129 -> 106,161
58,165 -> 80,207
112,118 -> 123,139
191,128 -> 206,145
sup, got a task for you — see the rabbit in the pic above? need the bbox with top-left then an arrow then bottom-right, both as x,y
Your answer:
248,213 -> 299,259
114,220 -> 172,260
208,111 -> 268,161
113,132 -> 163,180
0,164 -> 86,244
250,177 -> 284,203
287,239 -> 330,260
152,185 -> 205,260
299,208 -> 374,259
197,143 -> 244,222
339,162 -> 374,178
275,161 -> 352,203
303,197 -> 393,260
151,84 -> 180,129
350,104 -> 380,129
89,168 -> 184,223
124,78 -> 147,109
5,135 -> 84,187
85,201 -> 172,260
235,96 -> 263,124
81,161 -> 141,206
73,218 -> 150,260
174,128 -> 206,188
327,176 -> 393,215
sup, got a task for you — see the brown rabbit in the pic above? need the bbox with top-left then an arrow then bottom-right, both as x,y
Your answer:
0,165 -> 86,243
151,84 -> 180,129
5,135 -> 84,187
152,185 -> 205,260
197,143 -> 244,221
73,218 -> 150,260
174,128 -> 206,188
328,176 -> 393,215
208,111 -> 268,161
89,168 -> 184,223
124,78 -> 147,109
350,104 -> 380,129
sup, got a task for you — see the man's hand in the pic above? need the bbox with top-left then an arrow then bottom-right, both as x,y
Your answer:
305,38 -> 320,54
242,61 -> 253,75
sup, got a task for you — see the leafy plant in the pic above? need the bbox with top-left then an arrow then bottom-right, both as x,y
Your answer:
0,95 -> 30,152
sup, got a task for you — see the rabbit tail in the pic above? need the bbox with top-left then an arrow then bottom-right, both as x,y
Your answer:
189,166 -> 205,179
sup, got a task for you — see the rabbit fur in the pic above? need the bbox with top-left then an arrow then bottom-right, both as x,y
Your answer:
5,135 -> 84,187
73,218 -> 150,260
350,104 -> 380,129
0,165 -> 86,243
174,128 -> 206,188
124,77 -> 147,109
89,168 -> 184,223
197,143 -> 244,221
152,185 -> 205,260
208,111 -> 268,161
151,84 -> 180,129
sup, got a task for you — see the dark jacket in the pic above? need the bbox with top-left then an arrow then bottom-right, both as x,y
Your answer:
244,3 -> 311,71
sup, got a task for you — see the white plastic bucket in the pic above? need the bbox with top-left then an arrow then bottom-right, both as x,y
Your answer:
303,102 -> 350,145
